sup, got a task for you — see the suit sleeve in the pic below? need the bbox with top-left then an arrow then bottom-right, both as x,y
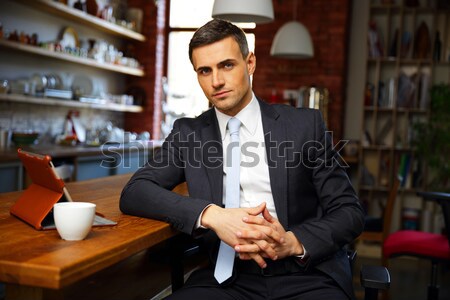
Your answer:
120,119 -> 212,235
289,110 -> 365,264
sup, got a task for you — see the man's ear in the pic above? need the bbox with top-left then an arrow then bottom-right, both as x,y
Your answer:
246,52 -> 256,75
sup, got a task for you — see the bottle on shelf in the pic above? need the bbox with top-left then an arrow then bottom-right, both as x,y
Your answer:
270,89 -> 279,103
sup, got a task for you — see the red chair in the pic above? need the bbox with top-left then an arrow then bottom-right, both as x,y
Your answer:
382,191 -> 450,300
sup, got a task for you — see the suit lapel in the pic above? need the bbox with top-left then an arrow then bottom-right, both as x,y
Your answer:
199,109 -> 224,206
259,100 -> 289,228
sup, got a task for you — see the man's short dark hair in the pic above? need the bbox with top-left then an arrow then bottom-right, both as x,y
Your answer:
189,19 -> 249,65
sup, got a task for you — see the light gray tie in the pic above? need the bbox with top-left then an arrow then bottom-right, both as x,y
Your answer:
214,117 -> 241,284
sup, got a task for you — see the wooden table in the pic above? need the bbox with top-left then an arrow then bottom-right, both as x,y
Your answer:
0,174 -> 180,300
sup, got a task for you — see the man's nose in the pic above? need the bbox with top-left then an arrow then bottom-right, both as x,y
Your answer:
212,70 -> 225,88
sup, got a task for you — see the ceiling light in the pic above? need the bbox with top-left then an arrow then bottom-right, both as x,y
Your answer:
270,0 -> 314,59
270,21 -> 314,58
212,0 -> 274,24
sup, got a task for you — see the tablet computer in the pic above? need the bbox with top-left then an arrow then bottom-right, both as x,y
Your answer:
10,149 -> 117,230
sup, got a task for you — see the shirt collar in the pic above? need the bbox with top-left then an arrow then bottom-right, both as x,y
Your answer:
215,93 -> 260,141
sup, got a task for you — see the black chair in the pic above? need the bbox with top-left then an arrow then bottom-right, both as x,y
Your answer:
168,183 -> 390,299
355,251 -> 391,300
169,237 -> 390,300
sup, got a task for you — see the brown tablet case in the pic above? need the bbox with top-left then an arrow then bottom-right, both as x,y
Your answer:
10,149 -> 65,230
10,149 -> 117,230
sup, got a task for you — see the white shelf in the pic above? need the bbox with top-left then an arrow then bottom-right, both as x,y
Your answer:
15,0 -> 146,42
0,39 -> 145,77
0,93 -> 143,113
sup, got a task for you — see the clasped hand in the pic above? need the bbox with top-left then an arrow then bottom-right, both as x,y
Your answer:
201,202 -> 303,268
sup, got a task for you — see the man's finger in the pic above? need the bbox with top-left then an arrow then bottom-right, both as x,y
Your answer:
235,243 -> 260,253
249,253 -> 267,268
237,225 -> 283,244
238,253 -> 252,260
235,239 -> 278,260
253,240 -> 277,260
242,215 -> 271,226
263,207 -> 274,222
244,202 -> 266,216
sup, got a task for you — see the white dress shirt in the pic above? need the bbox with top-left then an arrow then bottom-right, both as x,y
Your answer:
215,94 -> 278,218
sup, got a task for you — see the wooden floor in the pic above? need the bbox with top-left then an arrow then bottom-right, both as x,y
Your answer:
1,245 -> 449,300
354,256 -> 450,300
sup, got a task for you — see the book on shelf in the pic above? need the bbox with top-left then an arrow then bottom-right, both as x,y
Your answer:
413,21 -> 431,60
365,82 -> 375,107
387,78 -> 395,108
378,80 -> 386,107
362,130 -> 373,147
375,117 -> 393,145
388,28 -> 399,58
419,73 -> 430,109
397,72 -> 416,108
411,159 -> 423,188
400,31 -> 412,58
374,79 -> 395,108
368,20 -> 384,58
379,152 -> 391,187
398,153 -> 412,187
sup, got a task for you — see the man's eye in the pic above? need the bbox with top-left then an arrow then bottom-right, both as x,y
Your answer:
224,63 -> 234,69
198,69 -> 210,75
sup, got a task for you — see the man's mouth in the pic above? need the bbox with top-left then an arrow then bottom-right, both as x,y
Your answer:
213,90 -> 230,98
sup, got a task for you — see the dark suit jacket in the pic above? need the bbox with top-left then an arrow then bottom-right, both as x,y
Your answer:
120,99 -> 365,299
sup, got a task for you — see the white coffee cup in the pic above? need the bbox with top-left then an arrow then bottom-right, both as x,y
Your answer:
53,202 -> 96,241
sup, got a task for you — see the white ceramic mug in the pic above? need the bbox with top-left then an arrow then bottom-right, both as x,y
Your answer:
53,202 -> 96,241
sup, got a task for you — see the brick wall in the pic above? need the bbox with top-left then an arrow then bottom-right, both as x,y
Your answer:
124,0 -> 160,138
125,0 -> 351,140
252,0 -> 351,139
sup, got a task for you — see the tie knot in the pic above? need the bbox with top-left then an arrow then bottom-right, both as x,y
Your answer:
228,117 -> 241,137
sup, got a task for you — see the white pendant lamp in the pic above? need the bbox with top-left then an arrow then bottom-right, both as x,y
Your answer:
270,0 -> 314,59
271,21 -> 314,58
212,0 -> 274,24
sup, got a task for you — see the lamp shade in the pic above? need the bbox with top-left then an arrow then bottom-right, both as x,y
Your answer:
270,21 -> 314,59
212,0 -> 274,24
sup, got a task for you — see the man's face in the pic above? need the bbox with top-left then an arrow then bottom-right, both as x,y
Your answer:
191,36 -> 256,116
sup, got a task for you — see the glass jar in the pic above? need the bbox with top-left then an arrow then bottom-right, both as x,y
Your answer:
0,80 -> 9,94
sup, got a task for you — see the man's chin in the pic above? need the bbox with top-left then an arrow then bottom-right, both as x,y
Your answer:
214,104 -> 230,113
212,100 -> 232,111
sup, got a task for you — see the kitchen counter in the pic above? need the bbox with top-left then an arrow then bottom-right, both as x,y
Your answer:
0,140 -> 164,192
0,140 -> 163,162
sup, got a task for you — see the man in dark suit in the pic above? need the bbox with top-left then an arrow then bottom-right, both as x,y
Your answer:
120,19 -> 364,299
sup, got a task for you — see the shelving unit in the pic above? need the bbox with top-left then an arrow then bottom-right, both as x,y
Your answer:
0,0 -> 147,113
0,93 -> 143,113
15,0 -> 146,42
358,0 -> 450,233
0,39 -> 144,77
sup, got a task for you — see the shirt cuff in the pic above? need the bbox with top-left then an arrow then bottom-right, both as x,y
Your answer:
294,245 -> 310,268
195,204 -> 214,229
295,245 -> 308,259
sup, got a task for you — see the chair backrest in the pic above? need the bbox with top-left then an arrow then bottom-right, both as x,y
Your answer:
441,200 -> 450,246
417,191 -> 450,247
380,153 -> 416,242
381,177 -> 401,241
